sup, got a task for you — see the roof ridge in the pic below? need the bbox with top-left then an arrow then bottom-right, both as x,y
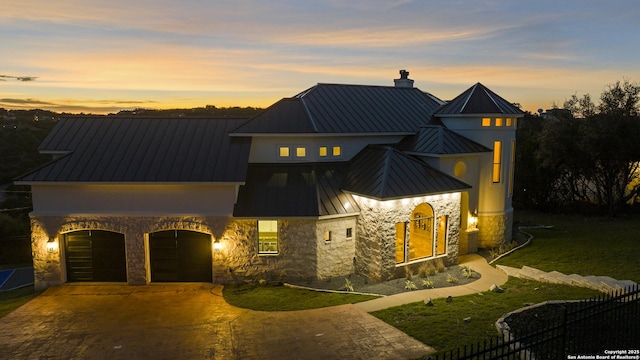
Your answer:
299,97 -> 320,132
481,84 -> 503,113
459,83 -> 478,113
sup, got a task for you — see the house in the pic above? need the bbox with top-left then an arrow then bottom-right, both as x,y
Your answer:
16,71 -> 523,290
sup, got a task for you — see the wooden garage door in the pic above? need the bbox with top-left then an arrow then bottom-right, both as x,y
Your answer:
149,230 -> 212,282
65,230 -> 127,282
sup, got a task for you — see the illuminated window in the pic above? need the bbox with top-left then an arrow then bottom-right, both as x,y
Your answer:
509,140 -> 516,195
332,146 -> 341,156
454,161 -> 466,178
493,141 -> 502,183
346,228 -> 353,239
258,220 -> 278,254
319,146 -> 328,157
279,146 -> 290,158
513,118 -> 518,127
324,231 -> 331,242
506,118 -> 513,127
482,118 -> 491,127
495,118 -> 503,127
296,147 -> 306,157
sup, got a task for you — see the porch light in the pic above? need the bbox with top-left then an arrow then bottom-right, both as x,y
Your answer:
213,240 -> 222,251
46,239 -> 58,253
468,215 -> 478,229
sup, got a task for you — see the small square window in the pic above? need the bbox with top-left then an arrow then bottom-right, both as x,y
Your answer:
319,146 -> 328,157
296,147 -> 306,157
332,146 -> 341,156
506,118 -> 513,127
495,118 -> 503,127
279,146 -> 290,157
346,228 -> 353,239
482,118 -> 491,127
324,230 -> 331,242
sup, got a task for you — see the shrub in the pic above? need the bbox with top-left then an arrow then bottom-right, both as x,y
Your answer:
421,277 -> 434,289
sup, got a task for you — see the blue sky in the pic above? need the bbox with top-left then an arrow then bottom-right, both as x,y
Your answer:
2,0 -> 639,113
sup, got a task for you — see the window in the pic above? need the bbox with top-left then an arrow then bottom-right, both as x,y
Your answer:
346,228 -> 353,239
506,118 -> 513,127
296,147 -> 306,157
332,146 -> 341,157
324,231 -> 331,242
258,220 -> 278,254
279,146 -> 290,158
319,146 -> 328,157
396,203 -> 435,264
482,118 -> 491,127
493,141 -> 502,183
509,140 -> 516,195
495,118 -> 503,127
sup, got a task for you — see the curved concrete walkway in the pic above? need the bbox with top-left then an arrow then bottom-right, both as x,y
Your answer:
355,254 -> 508,312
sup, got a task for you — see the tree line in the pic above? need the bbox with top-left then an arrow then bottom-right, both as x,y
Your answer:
513,80 -> 640,217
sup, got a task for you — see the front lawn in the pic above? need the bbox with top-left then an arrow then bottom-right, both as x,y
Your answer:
223,283 -> 379,311
498,211 -> 640,282
372,277 -> 600,355
0,285 -> 41,318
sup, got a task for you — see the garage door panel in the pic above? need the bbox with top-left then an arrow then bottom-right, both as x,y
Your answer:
150,231 -> 212,282
65,230 -> 127,282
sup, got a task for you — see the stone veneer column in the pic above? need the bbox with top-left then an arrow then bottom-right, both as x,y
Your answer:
477,210 -> 513,249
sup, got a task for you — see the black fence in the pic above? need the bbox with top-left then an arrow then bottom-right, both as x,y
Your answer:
435,284 -> 640,360
0,235 -> 32,266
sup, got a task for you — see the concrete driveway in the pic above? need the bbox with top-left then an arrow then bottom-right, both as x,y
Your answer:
0,284 -> 433,359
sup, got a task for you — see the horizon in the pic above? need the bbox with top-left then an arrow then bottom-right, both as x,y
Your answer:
3,1 -> 640,115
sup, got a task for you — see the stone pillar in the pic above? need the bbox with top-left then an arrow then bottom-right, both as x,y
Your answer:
477,210 -> 513,248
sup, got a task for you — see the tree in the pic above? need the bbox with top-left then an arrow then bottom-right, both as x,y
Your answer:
534,80 -> 640,216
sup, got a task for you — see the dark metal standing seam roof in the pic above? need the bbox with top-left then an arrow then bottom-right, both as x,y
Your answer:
233,163 -> 360,217
342,145 -> 471,200
231,83 -> 445,134
398,126 -> 491,154
16,117 -> 251,183
436,82 -> 524,115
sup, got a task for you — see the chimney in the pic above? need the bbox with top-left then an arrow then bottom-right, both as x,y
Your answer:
394,69 -> 414,88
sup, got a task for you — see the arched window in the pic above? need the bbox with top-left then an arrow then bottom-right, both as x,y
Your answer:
396,203 -> 434,263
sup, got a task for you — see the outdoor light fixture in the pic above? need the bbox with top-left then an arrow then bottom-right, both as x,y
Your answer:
46,239 -> 58,253
213,240 -> 222,251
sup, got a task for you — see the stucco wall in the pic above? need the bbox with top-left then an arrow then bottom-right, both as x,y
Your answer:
353,193 -> 461,282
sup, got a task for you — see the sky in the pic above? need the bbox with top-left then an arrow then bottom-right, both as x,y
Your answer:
2,0 -> 640,114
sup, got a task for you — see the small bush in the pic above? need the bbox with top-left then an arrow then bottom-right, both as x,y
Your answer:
341,278 -> 354,292
418,263 -> 429,277
446,274 -> 459,284
421,277 -> 434,289
436,258 -> 446,273
405,267 -> 414,281
404,280 -> 417,290
461,265 -> 474,279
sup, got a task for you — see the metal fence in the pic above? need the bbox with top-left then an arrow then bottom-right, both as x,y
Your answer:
435,284 -> 640,360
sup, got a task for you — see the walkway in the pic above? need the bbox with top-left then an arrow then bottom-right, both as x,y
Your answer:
355,254 -> 508,312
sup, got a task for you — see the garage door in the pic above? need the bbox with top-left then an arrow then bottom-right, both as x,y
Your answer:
149,230 -> 212,282
65,230 -> 127,282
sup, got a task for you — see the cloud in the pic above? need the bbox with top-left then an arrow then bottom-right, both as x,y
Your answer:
0,75 -> 37,82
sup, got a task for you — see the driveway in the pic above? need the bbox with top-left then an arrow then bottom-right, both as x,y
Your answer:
0,284 -> 433,359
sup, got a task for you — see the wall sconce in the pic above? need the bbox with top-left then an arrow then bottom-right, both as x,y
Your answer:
46,239 -> 59,253
468,213 -> 478,229
213,240 -> 222,251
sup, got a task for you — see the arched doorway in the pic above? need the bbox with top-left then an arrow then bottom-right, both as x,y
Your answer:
395,203 -> 434,263
64,230 -> 127,282
149,230 -> 212,282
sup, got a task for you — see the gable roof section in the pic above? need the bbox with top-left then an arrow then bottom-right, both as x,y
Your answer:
436,82 -> 524,115
17,117 -> 251,183
233,163 -> 360,217
342,145 -> 471,200
398,126 -> 491,154
232,83 -> 445,134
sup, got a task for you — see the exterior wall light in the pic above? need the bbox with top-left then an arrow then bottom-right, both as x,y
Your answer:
213,240 -> 222,251
46,239 -> 58,253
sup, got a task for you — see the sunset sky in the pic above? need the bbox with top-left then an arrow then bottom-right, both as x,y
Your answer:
2,0 -> 639,114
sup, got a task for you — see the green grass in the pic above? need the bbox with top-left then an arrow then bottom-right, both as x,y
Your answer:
222,283 -> 380,311
372,277 -> 600,355
0,285 -> 42,318
498,211 -> 640,282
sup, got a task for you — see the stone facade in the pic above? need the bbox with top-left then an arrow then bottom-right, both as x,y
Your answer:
30,213 -> 359,290
477,209 -> 513,248
353,193 -> 461,282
